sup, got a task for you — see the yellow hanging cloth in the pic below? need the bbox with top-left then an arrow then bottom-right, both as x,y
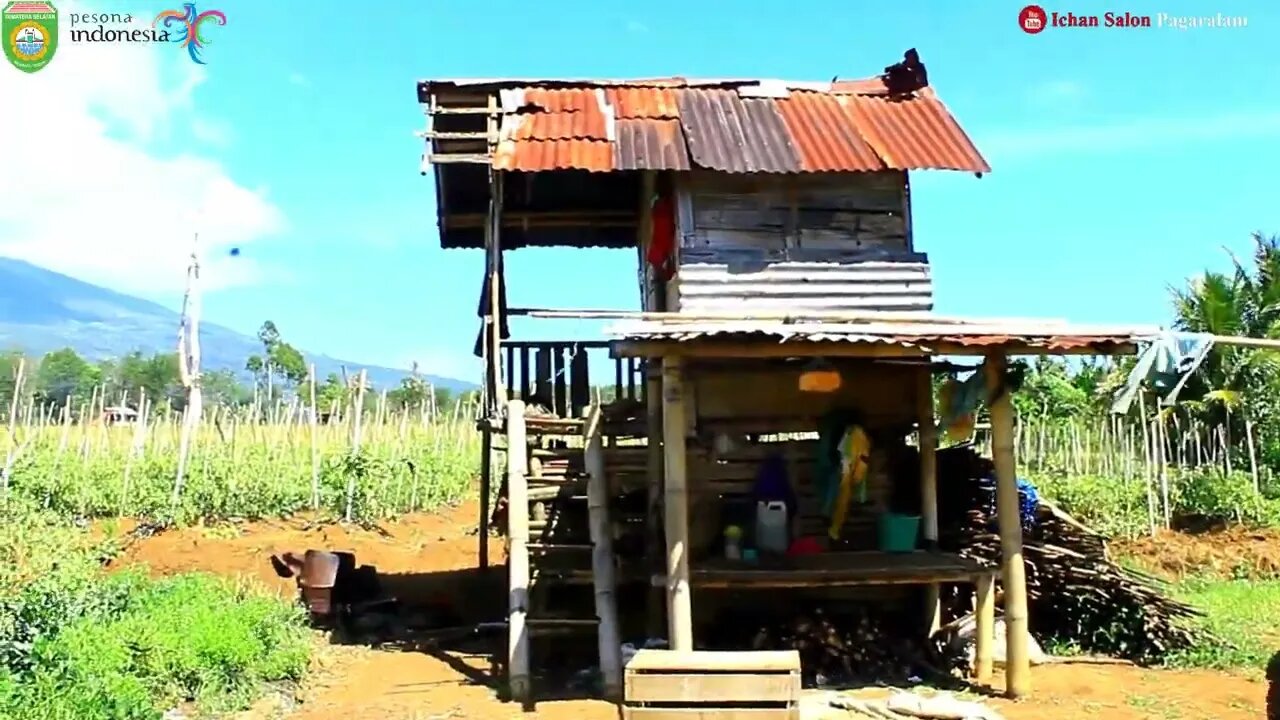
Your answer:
828,425 -> 871,540
938,378 -> 976,444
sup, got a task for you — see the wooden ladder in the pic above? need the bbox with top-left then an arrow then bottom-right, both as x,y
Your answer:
503,401 -> 622,704
421,90 -> 499,166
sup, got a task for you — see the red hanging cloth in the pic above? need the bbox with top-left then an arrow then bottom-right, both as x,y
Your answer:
646,193 -> 676,282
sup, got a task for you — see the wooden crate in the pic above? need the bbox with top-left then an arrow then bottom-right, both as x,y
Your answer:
623,650 -> 801,720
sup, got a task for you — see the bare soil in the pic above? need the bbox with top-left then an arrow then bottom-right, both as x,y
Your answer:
106,503 -> 1269,720
1112,526 -> 1280,580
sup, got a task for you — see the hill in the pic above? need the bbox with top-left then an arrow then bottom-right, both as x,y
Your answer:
0,257 -> 475,393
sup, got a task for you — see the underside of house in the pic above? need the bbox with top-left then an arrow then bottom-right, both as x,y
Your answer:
416,57 -> 1148,709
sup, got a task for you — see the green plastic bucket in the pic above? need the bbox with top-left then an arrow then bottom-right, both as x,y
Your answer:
878,513 -> 921,553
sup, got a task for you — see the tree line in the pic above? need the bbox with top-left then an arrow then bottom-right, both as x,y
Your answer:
0,320 -> 467,419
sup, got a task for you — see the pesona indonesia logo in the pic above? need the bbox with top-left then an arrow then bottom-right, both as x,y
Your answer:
1019,5 -> 1248,33
3,1 -> 59,73
153,3 -> 226,65
63,3 -> 225,64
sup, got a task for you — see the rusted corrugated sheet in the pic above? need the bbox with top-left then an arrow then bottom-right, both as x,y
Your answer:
494,138 -> 614,172
510,111 -> 608,140
677,89 -> 802,173
842,90 -> 990,173
775,92 -> 885,172
614,119 -> 690,170
677,261 -> 933,314
605,87 -> 681,118
517,87 -> 601,113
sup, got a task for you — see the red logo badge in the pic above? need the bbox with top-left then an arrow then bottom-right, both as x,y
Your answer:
1019,5 -> 1047,33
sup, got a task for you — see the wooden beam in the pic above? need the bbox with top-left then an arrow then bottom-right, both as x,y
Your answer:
916,365 -> 941,636
479,426 -> 491,569
645,359 -> 666,638
985,353 -> 1030,699
611,340 -> 1138,360
661,356 -> 693,651
505,400 -> 531,703
584,404 -> 622,700
510,308 -> 1076,325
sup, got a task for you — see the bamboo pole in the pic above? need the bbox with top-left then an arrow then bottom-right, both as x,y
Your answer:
915,365 -> 941,635
644,358 -> 666,638
1245,415 -> 1261,492
1,357 -> 25,496
583,403 -> 621,700
974,572 -> 995,682
172,233 -> 203,509
985,353 -> 1030,699
308,364 -> 320,510
505,399 -> 531,704
661,355 -> 693,651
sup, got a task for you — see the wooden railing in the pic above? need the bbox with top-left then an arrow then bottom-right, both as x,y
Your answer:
500,340 -> 647,418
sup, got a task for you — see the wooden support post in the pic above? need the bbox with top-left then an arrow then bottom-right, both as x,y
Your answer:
974,572 -> 995,682
585,403 -> 622,700
505,400 -> 531,703
916,366 -> 941,636
985,353 -> 1030,698
661,355 -> 693,651
479,425 -> 491,569
645,359 -> 666,638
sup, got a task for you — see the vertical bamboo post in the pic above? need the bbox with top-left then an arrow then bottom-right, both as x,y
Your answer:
644,358 -> 666,638
308,364 -> 321,510
1139,394 -> 1157,537
915,365 -> 940,635
661,355 -> 693,651
985,353 -> 1030,699
584,403 -> 622,700
1246,416 -> 1261,493
974,572 -> 995,682
505,400 -> 531,703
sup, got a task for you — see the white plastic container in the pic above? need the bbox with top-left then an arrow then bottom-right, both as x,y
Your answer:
755,501 -> 789,555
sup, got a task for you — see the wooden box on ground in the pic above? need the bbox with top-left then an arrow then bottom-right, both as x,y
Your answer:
623,649 -> 801,720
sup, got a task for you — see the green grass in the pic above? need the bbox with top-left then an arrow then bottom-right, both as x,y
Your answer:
1166,578 -> 1280,673
0,504 -> 312,720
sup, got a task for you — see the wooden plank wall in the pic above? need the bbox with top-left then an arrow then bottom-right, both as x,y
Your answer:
673,170 -> 933,314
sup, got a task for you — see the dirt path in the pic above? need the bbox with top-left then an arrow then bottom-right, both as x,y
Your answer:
108,504 -> 1269,720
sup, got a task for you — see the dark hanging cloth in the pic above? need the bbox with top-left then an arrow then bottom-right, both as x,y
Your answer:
472,251 -> 510,358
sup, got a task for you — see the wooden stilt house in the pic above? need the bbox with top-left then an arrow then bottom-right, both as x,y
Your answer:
416,56 -> 1148,705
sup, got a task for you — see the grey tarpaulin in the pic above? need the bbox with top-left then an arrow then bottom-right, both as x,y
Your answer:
1110,331 -> 1214,415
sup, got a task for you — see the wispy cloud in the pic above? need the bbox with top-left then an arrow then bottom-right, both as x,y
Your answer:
979,110 -> 1280,160
626,19 -> 649,34
191,117 -> 233,147
287,72 -> 311,88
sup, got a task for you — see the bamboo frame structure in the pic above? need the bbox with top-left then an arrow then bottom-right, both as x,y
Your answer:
916,365 -> 941,635
505,400 -> 531,703
985,353 -> 1031,698
584,404 -> 623,699
661,356 -> 694,651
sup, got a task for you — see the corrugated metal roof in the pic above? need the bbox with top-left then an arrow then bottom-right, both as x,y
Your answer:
843,89 -> 991,173
614,118 -> 690,171
776,92 -> 885,172
446,71 -> 990,175
604,318 -> 1155,356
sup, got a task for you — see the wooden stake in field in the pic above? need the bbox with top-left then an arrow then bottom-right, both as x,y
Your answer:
308,364 -> 321,510
172,233 -> 204,509
2,357 -> 26,496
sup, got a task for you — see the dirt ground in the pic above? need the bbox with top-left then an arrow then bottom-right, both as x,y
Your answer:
1112,526 -> 1280,580
107,503 -> 1269,720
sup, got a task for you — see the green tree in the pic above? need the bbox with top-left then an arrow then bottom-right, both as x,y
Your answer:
246,320 -> 307,400
33,348 -> 98,409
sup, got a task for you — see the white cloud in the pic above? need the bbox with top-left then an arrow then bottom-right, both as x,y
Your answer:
287,72 -> 310,88
0,3 -> 284,295
980,109 -> 1280,159
191,117 -> 234,147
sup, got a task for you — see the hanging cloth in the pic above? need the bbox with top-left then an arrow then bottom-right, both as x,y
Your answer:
646,192 -> 677,282
472,250 -> 510,358
938,376 -> 978,444
816,409 -> 861,515
1110,331 -> 1214,414
828,425 -> 871,540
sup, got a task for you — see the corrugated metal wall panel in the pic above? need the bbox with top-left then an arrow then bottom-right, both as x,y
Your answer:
676,261 -> 934,313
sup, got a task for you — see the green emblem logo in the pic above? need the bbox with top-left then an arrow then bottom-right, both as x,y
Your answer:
3,1 -> 58,73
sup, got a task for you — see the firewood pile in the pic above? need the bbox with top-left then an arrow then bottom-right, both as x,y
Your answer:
711,607 -> 968,686
930,446 -> 1203,663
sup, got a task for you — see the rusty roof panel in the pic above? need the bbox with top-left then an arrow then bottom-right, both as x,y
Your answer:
494,139 -> 614,172
614,119 -> 691,171
517,87 -> 601,113
605,87 -> 681,118
776,92 -> 885,172
843,90 -> 990,173
677,89 -> 802,173
511,110 -> 609,140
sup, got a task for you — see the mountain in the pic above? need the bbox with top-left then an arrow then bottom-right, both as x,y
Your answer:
0,257 -> 476,393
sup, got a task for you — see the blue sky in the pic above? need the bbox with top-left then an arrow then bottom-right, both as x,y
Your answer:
5,0 -> 1279,383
